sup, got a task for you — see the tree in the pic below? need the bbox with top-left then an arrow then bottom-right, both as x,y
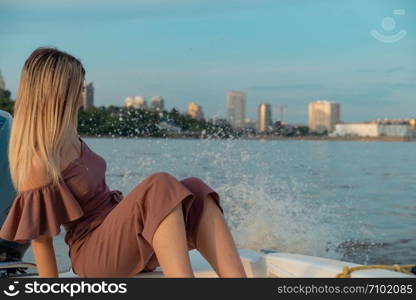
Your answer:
0,89 -> 14,115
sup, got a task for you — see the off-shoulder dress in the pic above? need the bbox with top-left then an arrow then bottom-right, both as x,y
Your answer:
0,137 -> 223,277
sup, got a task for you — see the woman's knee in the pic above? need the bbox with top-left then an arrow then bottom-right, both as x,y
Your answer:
181,177 -> 217,201
141,172 -> 179,189
146,174 -> 203,189
148,171 -> 176,182
180,177 -> 204,189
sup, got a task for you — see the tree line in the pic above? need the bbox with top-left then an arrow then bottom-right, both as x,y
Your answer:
0,89 -> 235,138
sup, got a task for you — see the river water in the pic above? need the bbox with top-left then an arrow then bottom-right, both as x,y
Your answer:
23,137 -> 416,273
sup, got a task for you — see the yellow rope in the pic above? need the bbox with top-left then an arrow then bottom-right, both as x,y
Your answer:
336,264 -> 416,278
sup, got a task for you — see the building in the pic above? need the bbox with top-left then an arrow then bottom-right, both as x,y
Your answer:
187,102 -> 204,120
150,96 -> 165,111
133,96 -> 147,109
308,100 -> 340,133
369,118 -> 416,126
124,96 -> 148,109
124,97 -> 134,108
227,90 -> 246,128
0,69 -> 5,98
331,123 -> 414,137
0,72 -> 5,99
258,103 -> 272,132
82,82 -> 94,110
0,70 -> 5,91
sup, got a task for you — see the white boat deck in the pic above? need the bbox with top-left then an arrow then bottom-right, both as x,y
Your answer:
50,249 -> 415,278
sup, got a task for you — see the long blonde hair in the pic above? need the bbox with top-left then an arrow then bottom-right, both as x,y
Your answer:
9,47 -> 85,190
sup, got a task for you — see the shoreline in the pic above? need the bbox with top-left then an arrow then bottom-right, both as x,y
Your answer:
241,135 -> 416,142
80,134 -> 416,142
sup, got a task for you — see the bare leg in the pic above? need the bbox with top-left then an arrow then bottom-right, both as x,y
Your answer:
195,195 -> 247,277
152,202 -> 195,278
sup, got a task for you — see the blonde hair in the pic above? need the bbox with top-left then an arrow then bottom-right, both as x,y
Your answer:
9,47 -> 85,190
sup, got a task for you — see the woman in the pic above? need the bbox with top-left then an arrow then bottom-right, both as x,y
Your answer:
0,48 -> 246,278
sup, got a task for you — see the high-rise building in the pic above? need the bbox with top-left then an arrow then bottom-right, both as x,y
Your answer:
82,82 -> 94,110
0,69 -> 5,91
308,100 -> 340,133
150,96 -> 165,111
187,102 -> 204,120
124,96 -> 148,109
133,96 -> 147,109
124,96 -> 134,108
0,70 -> 5,98
258,103 -> 272,132
227,90 -> 246,128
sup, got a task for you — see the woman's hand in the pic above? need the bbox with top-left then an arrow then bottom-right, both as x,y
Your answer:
32,234 -> 59,278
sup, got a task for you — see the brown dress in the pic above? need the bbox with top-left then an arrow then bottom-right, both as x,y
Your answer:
0,137 -> 224,277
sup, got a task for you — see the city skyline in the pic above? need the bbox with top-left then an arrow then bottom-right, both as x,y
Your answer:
1,0 -> 415,123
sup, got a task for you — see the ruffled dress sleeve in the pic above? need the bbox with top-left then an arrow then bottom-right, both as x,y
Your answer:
0,179 -> 84,244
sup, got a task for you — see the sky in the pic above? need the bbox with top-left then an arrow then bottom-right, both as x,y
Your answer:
0,0 -> 415,124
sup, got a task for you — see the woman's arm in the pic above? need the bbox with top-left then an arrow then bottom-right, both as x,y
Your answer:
20,153 -> 60,277
32,234 -> 59,278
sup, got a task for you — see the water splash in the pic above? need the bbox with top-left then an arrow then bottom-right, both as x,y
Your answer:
178,138 -> 349,260
104,137 -> 410,264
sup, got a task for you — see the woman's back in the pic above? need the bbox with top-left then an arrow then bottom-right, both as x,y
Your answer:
0,137 -> 123,258
19,137 -> 83,192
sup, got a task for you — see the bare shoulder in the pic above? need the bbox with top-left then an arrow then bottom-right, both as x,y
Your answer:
18,139 -> 79,191
18,153 -> 52,191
